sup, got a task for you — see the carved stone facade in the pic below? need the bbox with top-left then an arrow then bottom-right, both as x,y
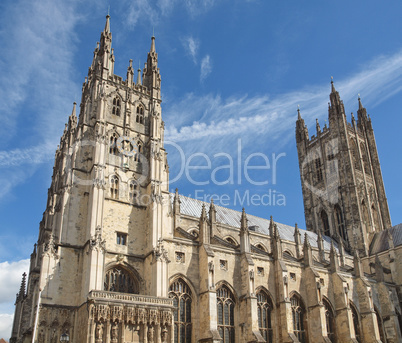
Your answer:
10,15 -> 402,343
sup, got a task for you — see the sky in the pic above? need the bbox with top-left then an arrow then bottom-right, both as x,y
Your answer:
1,0 -> 402,339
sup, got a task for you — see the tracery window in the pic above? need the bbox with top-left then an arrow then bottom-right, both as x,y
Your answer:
350,139 -> 361,171
350,302 -> 361,343
315,156 -> 323,182
217,285 -> 235,343
257,290 -> 273,342
327,144 -> 336,174
112,97 -> 121,116
360,143 -> 370,175
335,204 -> 347,242
110,175 -> 119,199
169,278 -> 192,343
110,134 -> 118,155
323,299 -> 336,343
321,210 -> 330,236
136,105 -> 144,124
104,266 -> 138,293
291,294 -> 306,343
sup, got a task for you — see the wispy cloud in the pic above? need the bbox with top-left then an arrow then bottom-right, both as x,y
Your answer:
0,259 -> 30,340
182,36 -> 199,64
166,50 -> 402,147
200,55 -> 212,81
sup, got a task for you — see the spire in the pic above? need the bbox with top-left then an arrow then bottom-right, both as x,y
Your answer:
329,240 -> 339,272
18,272 -> 27,300
127,59 -> 134,85
303,233 -> 313,266
294,223 -> 302,258
316,118 -> 321,134
137,61 -> 142,85
331,77 -> 336,93
150,35 -> 156,53
358,95 -> 363,110
297,105 -> 302,120
240,208 -> 248,231
199,204 -> 210,244
104,14 -> 110,34
209,199 -> 216,224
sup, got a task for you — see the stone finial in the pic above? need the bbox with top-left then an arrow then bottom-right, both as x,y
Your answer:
331,77 -> 336,93
104,14 -> 110,34
316,118 -> 321,133
200,204 -> 207,222
303,233 -> 313,266
150,35 -> 156,53
240,208 -> 248,231
18,272 -> 27,301
297,105 -> 302,120
209,198 -> 216,223
317,230 -> 325,262
329,240 -> 339,272
294,223 -> 302,258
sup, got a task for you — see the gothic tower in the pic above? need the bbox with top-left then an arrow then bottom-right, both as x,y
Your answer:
11,15 -> 174,343
296,80 -> 392,256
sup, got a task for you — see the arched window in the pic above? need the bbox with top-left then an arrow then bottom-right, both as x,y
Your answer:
323,299 -> 336,343
110,175 -> 119,199
134,143 -> 142,162
255,244 -> 266,252
109,134 -> 118,155
375,307 -> 386,343
350,302 -> 361,343
104,266 -> 138,294
327,144 -> 336,174
136,105 -> 144,124
217,285 -> 235,343
291,294 -> 306,343
350,139 -> 361,171
360,143 -> 370,175
315,156 -> 323,182
335,204 -> 347,242
225,237 -> 237,246
257,290 -> 273,342
169,278 -> 192,343
128,180 -> 138,203
321,210 -> 330,236
112,97 -> 121,116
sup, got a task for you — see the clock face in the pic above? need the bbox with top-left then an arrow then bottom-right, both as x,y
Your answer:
116,136 -> 138,157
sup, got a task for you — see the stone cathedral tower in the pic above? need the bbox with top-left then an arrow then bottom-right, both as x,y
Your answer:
296,81 -> 392,256
11,15 -> 402,343
11,15 -> 175,343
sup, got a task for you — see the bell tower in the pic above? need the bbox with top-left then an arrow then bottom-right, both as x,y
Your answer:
296,80 -> 391,256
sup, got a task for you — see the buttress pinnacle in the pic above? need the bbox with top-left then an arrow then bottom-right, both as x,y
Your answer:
104,14 -> 110,33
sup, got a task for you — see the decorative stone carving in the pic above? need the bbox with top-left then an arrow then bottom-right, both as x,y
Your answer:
90,226 -> 106,252
95,322 -> 103,343
111,322 -> 118,342
147,326 -> 154,341
161,327 -> 168,343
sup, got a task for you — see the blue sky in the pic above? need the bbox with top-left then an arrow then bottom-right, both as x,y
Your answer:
1,0 -> 402,339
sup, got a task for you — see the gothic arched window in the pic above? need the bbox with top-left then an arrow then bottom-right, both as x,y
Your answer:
350,139 -> 361,171
257,290 -> 273,343
104,266 -> 138,294
291,294 -> 307,343
360,143 -> 370,175
217,285 -> 235,343
315,156 -> 323,182
134,143 -> 142,162
334,204 -> 347,242
169,278 -> 192,343
110,175 -> 119,199
109,134 -> 118,155
321,210 -> 330,236
112,97 -> 121,116
136,105 -> 144,124
225,237 -> 237,246
323,299 -> 336,343
350,302 -> 361,343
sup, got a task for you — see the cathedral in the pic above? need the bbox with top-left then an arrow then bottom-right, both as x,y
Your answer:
10,15 -> 402,343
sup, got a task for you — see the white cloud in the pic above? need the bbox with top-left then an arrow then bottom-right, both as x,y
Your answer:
166,49 -> 402,148
125,0 -> 159,28
0,259 -> 29,341
200,55 -> 212,81
0,313 -> 13,341
0,260 -> 30,305
183,37 -> 199,64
